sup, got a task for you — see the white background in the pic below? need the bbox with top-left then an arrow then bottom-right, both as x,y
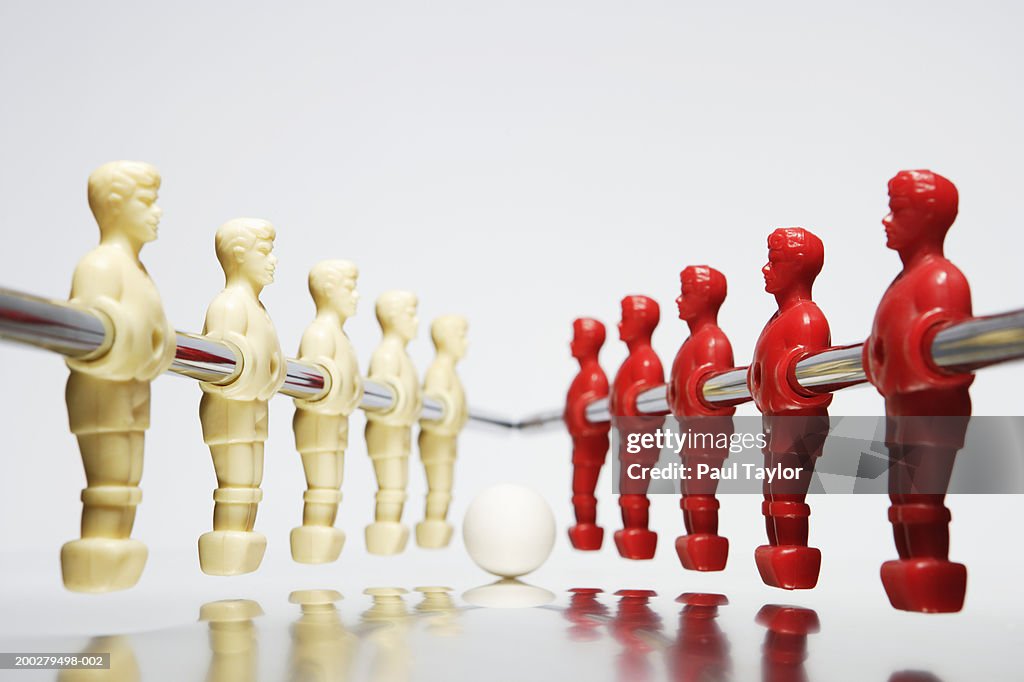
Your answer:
0,2 -> 1022,675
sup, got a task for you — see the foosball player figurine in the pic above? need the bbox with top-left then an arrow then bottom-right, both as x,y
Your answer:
62,161 -> 177,593
565,318 -> 611,550
748,228 -> 832,590
611,295 -> 665,560
198,218 -> 287,575
667,266 -> 735,572
364,291 -> 422,554
291,260 -> 363,564
416,315 -> 469,548
864,170 -> 971,614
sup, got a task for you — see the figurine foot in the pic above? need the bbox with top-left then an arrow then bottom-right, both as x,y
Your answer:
199,530 -> 267,576
290,525 -> 345,564
675,533 -> 729,572
365,521 -> 409,555
755,544 -> 821,589
881,558 -> 967,613
61,538 -> 147,593
568,523 -> 604,551
416,520 -> 454,548
613,528 -> 657,560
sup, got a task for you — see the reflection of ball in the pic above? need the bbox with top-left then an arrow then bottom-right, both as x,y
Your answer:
463,484 -> 556,578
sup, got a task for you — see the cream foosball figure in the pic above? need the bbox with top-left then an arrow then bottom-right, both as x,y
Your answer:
364,291 -> 422,555
416,315 -> 469,548
291,260 -> 363,564
62,161 -> 177,593
198,219 -> 287,575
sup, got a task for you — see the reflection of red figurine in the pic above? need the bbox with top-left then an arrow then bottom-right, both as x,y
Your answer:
755,604 -> 820,682
610,589 -> 663,682
669,593 -> 731,682
611,296 -> 665,560
864,170 -> 971,614
564,587 -> 609,642
667,266 -> 735,572
566,319 -> 612,551
748,228 -> 832,590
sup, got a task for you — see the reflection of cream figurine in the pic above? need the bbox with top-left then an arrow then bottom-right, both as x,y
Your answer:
58,635 -> 140,682
200,599 -> 264,682
416,316 -> 469,548
292,261 -> 363,563
414,586 -> 461,637
289,589 -> 358,682
198,219 -> 287,575
361,588 -> 412,682
62,161 -> 177,593
364,291 -> 422,555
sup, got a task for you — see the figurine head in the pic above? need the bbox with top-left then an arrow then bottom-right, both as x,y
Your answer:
88,161 -> 162,247
215,218 -> 277,288
677,265 -> 727,322
571,317 -> 606,360
762,228 -> 823,296
431,315 -> 468,359
618,295 -> 659,343
883,170 -> 958,251
376,290 -> 418,342
308,259 -> 359,320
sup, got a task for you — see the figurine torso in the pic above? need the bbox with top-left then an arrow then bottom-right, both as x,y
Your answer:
202,287 -> 284,401
749,302 -> 832,415
565,359 -> 609,437
669,324 -> 735,417
69,244 -> 175,382
611,346 -> 664,417
367,337 -> 422,426
422,359 -> 467,435
866,255 -> 973,402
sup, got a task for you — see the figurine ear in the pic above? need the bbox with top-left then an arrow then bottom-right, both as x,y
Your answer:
232,245 -> 246,263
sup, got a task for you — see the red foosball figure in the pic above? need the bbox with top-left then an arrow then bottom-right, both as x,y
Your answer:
667,266 -> 736,572
611,296 -> 665,560
566,318 -> 611,551
748,228 -> 832,590
863,170 -> 971,614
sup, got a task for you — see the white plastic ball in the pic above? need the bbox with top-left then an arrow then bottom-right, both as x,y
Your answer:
462,484 -> 556,578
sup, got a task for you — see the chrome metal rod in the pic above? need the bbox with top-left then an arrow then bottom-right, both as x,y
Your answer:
579,308 -> 1024,425
0,286 -> 457,422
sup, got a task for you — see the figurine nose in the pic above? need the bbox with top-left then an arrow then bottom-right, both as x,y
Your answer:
882,213 -> 893,228
762,264 -> 771,276
153,207 -> 163,220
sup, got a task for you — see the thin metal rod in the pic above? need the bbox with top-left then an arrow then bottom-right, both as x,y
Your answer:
0,286 -> 453,422
582,308 -> 1024,424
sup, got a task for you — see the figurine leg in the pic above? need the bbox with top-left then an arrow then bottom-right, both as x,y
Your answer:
613,419 -> 659,560
291,410 -> 346,563
676,417 -> 731,571
365,422 -> 410,554
61,372 -> 149,593
881,399 -> 968,613
198,394 -> 267,576
416,430 -> 456,548
569,433 -> 608,550
754,413 -> 826,590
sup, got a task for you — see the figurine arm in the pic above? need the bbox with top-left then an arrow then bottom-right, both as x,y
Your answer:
908,266 -> 973,382
367,347 -> 411,418
775,305 -> 831,402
